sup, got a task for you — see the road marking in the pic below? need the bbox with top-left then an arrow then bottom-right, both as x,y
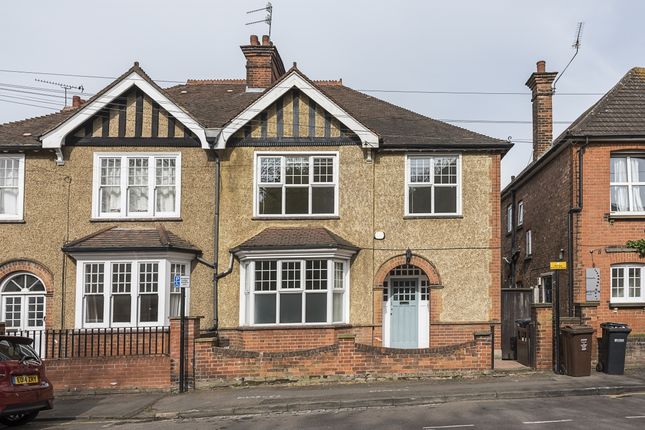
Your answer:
422,425 -> 475,429
369,388 -> 410,393
236,394 -> 281,399
626,415 -> 645,419
523,419 -> 573,425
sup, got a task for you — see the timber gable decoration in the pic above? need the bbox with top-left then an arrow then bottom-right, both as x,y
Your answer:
41,64 -> 210,159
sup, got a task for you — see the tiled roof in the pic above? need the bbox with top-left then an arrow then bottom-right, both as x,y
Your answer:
0,66 -> 509,151
231,227 -> 359,253
62,226 -> 201,254
557,67 -> 645,139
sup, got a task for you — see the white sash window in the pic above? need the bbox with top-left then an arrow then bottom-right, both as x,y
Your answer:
0,155 -> 25,220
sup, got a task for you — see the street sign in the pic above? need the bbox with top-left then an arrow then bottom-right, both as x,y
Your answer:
550,261 -> 567,270
179,275 -> 190,288
173,275 -> 181,288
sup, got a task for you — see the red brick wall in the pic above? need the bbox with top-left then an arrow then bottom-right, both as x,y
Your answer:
193,333 -> 492,385
576,143 -> 645,334
45,356 -> 171,392
430,323 -> 501,349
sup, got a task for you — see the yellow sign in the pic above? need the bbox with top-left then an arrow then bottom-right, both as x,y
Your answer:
550,261 -> 567,270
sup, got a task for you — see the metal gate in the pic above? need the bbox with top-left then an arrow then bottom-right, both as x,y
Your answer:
501,288 -> 533,360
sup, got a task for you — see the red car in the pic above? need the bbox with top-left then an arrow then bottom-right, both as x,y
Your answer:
0,336 -> 53,426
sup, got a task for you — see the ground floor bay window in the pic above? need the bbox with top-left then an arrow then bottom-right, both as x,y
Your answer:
74,257 -> 191,328
240,258 -> 349,326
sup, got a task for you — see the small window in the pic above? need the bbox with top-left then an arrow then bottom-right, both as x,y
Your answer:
536,275 -> 553,303
611,265 -> 644,303
406,155 -> 460,216
610,155 -> 645,213
526,230 -> 532,256
255,153 -> 338,217
0,155 -> 25,221
507,205 -> 513,233
517,201 -> 524,226
93,153 -> 180,219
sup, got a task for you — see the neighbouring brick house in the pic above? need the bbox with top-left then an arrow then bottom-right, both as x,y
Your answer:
502,61 -> 645,347
0,35 -> 510,381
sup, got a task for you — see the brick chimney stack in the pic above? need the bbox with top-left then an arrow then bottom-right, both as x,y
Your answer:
525,60 -> 558,160
241,34 -> 286,90
72,95 -> 83,108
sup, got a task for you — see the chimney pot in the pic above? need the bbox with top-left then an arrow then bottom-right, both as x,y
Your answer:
72,95 -> 82,108
536,60 -> 546,73
241,35 -> 286,89
262,35 -> 270,45
250,35 -> 259,45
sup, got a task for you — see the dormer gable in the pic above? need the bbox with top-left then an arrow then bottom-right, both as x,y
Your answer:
41,64 -> 209,162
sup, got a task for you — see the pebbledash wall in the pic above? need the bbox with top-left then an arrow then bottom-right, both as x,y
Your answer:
216,146 -> 502,351
0,145 -> 216,330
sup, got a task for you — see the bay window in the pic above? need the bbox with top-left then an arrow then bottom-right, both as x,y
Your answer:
610,155 -> 645,213
0,154 -> 25,220
611,264 -> 644,303
93,153 -> 181,218
406,155 -> 461,216
255,152 -> 338,217
243,258 -> 348,325
77,258 -> 189,328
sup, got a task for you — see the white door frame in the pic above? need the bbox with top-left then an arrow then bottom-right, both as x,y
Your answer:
382,275 -> 429,348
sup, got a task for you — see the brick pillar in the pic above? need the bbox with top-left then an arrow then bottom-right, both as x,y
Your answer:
170,317 -> 201,390
336,333 -> 356,375
474,331 -> 493,369
531,304 -> 553,369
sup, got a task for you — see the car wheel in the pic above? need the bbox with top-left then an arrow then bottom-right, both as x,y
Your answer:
0,411 -> 39,426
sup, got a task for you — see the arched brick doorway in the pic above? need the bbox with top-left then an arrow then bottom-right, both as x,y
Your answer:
375,254 -> 442,348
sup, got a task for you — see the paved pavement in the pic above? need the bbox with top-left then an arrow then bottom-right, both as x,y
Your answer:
33,368 -> 645,422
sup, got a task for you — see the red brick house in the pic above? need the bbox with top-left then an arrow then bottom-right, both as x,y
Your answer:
502,62 -> 645,354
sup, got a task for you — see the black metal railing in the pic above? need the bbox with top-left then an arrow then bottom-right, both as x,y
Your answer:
5,327 -> 170,359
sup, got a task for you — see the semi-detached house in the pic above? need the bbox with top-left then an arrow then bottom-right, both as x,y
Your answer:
0,35 -> 510,363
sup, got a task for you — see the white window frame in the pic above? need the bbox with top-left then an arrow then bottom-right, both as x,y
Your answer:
0,154 -> 25,221
517,201 -> 524,226
74,256 -> 191,328
238,253 -> 351,327
404,154 -> 462,217
526,230 -> 532,256
535,273 -> 553,304
507,204 -> 513,232
610,154 -> 645,215
0,272 -> 46,330
253,151 -> 339,218
611,264 -> 644,304
91,152 -> 181,219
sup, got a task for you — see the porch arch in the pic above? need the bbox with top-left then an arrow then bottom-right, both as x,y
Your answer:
374,253 -> 441,287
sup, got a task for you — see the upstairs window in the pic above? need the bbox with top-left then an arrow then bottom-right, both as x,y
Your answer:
0,155 -> 25,221
611,265 -> 644,303
610,155 -> 645,213
517,201 -> 524,226
506,205 -> 513,232
93,153 -> 181,219
255,153 -> 338,217
526,230 -> 532,257
406,155 -> 461,216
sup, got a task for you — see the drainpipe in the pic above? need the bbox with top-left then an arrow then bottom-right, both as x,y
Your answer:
211,153 -> 221,332
567,137 -> 587,317
509,189 -> 517,287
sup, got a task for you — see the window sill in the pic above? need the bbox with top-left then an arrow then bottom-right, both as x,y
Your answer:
404,215 -> 463,220
608,213 -> 645,220
609,302 -> 645,308
524,255 -> 533,261
91,217 -> 183,222
252,216 -> 340,221
237,323 -> 351,331
0,219 -> 25,224
516,224 -> 524,231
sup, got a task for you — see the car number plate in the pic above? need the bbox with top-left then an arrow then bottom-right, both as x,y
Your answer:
13,375 -> 39,385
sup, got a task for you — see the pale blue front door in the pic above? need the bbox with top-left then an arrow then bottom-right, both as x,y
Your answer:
390,278 -> 418,348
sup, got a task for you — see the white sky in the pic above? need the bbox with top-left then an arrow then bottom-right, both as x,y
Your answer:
2,0 -> 643,186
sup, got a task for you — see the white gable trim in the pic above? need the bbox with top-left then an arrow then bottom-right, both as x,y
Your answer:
215,71 -> 380,149
41,71 -> 209,150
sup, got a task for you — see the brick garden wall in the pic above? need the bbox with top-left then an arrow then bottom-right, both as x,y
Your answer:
626,336 -> 645,368
193,333 -> 492,386
46,356 -> 171,392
